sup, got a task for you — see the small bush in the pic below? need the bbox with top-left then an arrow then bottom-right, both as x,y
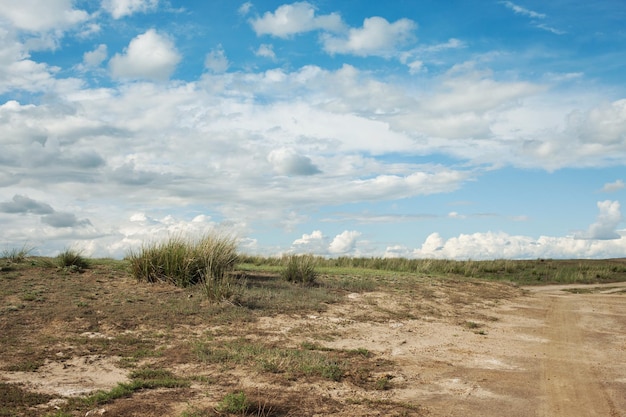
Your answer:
281,254 -> 317,284
127,233 -> 239,301
57,249 -> 89,271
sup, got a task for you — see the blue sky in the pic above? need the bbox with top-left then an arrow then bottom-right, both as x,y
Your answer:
1,0 -> 625,259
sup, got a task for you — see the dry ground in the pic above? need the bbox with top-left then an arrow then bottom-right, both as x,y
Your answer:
1,261 -> 625,416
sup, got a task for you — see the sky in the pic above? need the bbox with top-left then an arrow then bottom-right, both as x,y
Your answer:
1,0 -> 626,260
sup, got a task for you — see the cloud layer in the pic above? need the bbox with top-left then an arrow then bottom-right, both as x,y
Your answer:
0,1 -> 624,259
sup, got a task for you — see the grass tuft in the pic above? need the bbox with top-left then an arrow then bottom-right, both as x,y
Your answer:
57,248 -> 89,271
216,391 -> 250,414
126,233 -> 239,301
1,244 -> 34,264
281,254 -> 318,284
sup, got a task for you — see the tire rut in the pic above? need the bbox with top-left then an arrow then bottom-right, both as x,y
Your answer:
539,295 -> 620,417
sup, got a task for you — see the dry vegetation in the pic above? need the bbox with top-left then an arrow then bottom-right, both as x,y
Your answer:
1,250 -> 626,416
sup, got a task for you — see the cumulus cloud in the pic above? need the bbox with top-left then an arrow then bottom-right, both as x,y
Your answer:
109,29 -> 181,81
292,230 -> 327,254
575,200 -> 622,240
322,16 -> 416,57
256,44 -> 276,59
83,44 -> 108,67
250,2 -> 344,38
267,148 -> 321,176
408,230 -> 626,260
102,0 -> 159,19
0,0 -> 89,32
601,180 -> 625,193
329,230 -> 361,254
291,230 -> 363,255
204,45 -> 229,74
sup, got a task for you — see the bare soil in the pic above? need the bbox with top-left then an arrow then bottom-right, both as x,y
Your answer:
1,263 -> 625,416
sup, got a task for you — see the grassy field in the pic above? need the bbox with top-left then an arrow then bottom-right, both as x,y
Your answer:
1,253 -> 626,416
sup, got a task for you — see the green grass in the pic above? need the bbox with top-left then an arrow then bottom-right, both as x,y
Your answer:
72,367 -> 189,409
280,254 -> 318,284
244,256 -> 626,285
193,338 -> 349,381
126,233 -> 239,301
216,391 -> 250,413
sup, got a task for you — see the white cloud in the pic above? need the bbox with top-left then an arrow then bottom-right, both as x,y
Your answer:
238,2 -> 253,16
409,231 -> 626,260
535,23 -> 566,35
109,29 -> 181,81
329,230 -> 361,254
569,99 -> 626,145
407,60 -> 424,74
404,201 -> 626,260
292,230 -> 327,254
500,1 -> 546,19
575,200 -> 622,240
102,0 -> 159,19
256,44 -> 276,59
204,45 -> 229,73
250,2 -> 344,38
83,44 -> 108,67
0,0 -> 89,32
291,230 -> 363,256
322,16 -> 416,57
517,98 -> 626,170
601,180 -> 625,193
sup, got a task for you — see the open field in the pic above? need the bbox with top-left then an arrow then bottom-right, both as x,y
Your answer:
1,257 -> 626,416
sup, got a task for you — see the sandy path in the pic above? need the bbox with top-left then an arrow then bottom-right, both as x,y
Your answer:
314,282 -> 626,416
534,284 -> 626,417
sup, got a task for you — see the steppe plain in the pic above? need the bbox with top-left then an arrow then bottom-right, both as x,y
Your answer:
1,258 -> 625,416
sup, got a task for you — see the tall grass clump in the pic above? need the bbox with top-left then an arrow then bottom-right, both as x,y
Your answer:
127,233 -> 239,301
57,248 -> 89,271
281,254 -> 318,285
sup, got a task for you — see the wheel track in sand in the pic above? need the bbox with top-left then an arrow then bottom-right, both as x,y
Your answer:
539,293 -> 621,417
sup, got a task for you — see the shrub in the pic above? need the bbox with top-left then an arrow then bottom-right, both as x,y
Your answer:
281,254 -> 318,284
57,249 -> 89,271
127,233 -> 239,301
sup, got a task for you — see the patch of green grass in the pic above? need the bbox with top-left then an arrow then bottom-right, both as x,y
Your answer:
193,338 -> 348,382
75,367 -> 189,408
216,391 -> 250,414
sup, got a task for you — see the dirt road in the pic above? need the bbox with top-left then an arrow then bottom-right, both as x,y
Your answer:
537,284 -> 626,417
321,282 -> 626,416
